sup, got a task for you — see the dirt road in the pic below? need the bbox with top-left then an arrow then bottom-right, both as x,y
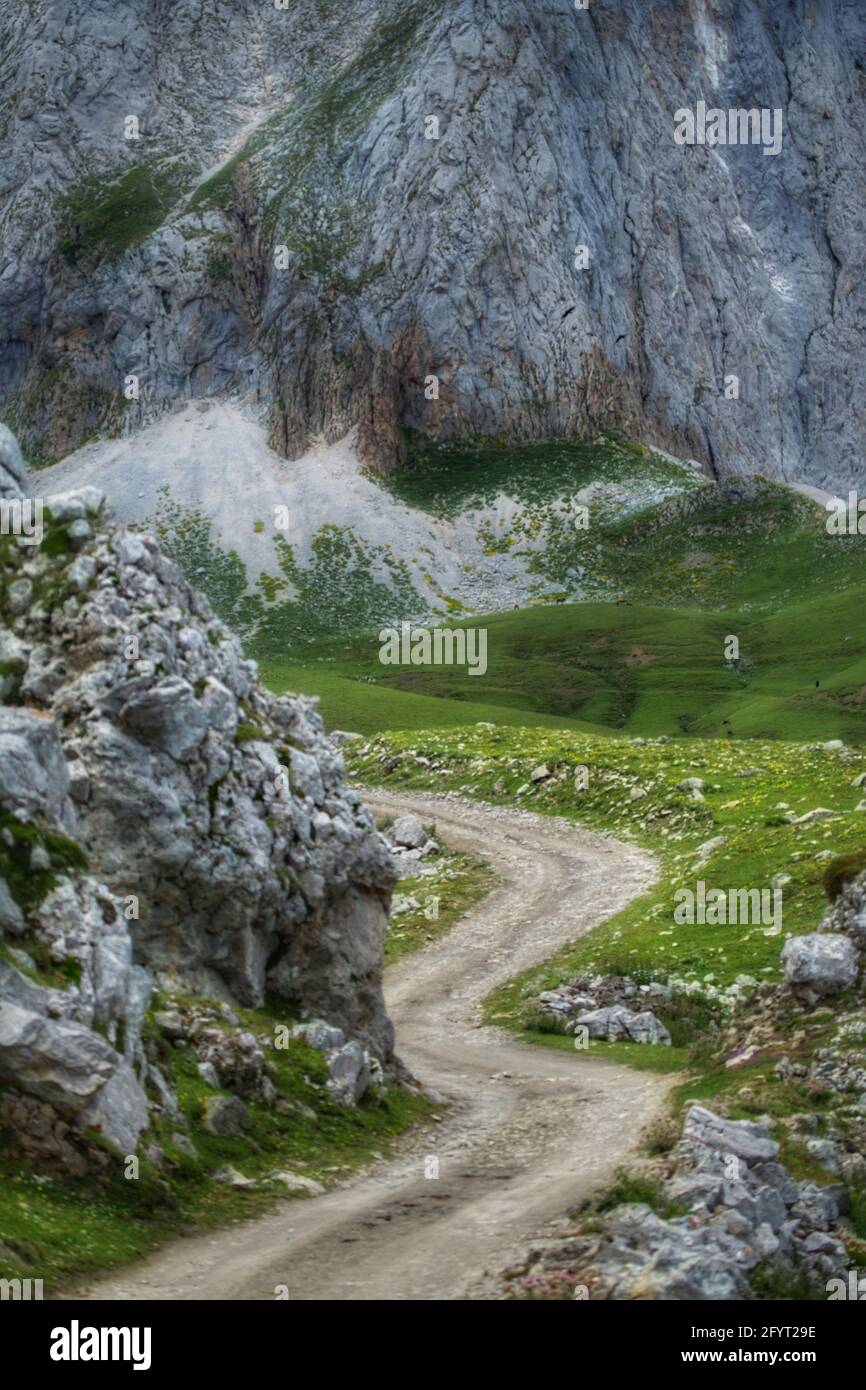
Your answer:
77,791 -> 671,1301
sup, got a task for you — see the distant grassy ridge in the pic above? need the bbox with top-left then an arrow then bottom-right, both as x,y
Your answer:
258,657 -> 612,736
264,581 -> 866,743
380,435 -> 863,613
379,431 -> 703,519
259,446 -> 866,743
153,432 -> 866,741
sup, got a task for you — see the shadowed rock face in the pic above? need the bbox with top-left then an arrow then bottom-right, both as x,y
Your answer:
1,1 -> 863,487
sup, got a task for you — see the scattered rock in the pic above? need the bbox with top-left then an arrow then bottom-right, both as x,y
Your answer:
388,814 -> 428,850
171,1133 -> 198,1159
203,1094 -> 252,1136
213,1163 -> 256,1190
681,1105 -> 778,1165
782,934 -> 859,995
197,1061 -> 220,1089
292,1019 -> 345,1052
327,1040 -> 371,1106
577,1004 -> 672,1047
266,1171 -> 325,1197
536,974 -> 673,1045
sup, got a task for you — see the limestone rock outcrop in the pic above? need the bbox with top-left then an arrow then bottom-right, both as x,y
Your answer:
0,429 -> 398,1159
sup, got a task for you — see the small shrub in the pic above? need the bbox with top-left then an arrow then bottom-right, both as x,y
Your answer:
236,722 -> 264,743
823,850 -> 866,902
595,1168 -> 685,1220
848,1186 -> 866,1241
659,991 -> 721,1049
751,1260 -> 825,1301
641,1115 -> 681,1157
521,1006 -> 569,1036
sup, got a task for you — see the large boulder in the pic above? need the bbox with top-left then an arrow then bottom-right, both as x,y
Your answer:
388,814 -> 428,850
0,1004 -> 148,1153
0,1004 -> 117,1105
681,1106 -> 779,1165
203,1094 -> 252,1137
781,934 -> 859,996
625,1010 -> 672,1047
79,1060 -> 151,1153
327,1040 -> 371,1106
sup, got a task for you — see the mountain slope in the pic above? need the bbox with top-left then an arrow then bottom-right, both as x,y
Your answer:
2,0 -> 865,487
36,408 -> 706,641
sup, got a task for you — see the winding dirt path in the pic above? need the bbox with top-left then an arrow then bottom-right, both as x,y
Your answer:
77,792 -> 672,1301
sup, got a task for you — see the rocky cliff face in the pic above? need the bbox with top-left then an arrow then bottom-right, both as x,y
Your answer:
1,1 -> 863,489
0,434 -> 398,1158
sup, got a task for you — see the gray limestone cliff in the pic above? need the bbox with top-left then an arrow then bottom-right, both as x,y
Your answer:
0,0 -> 863,488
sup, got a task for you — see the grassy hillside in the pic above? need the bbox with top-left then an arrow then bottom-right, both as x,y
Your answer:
265,583 -> 866,744
145,432 -> 707,660
379,431 -> 704,520
348,723 -> 866,990
580,477 -> 865,610
257,656 -> 612,736
261,469 -> 866,743
382,437 -> 862,614
144,428 -> 866,746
